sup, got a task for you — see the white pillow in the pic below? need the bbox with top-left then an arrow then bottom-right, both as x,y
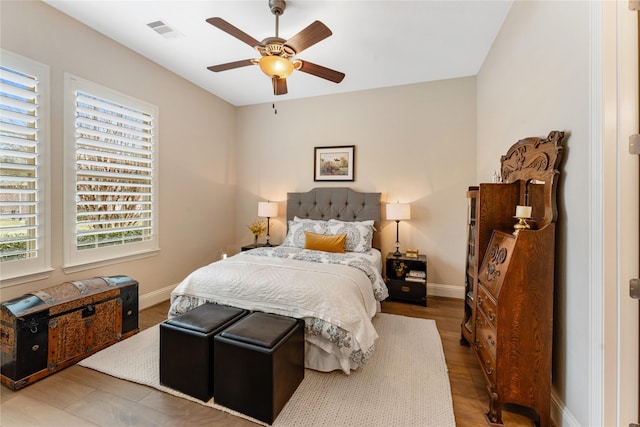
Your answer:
326,219 -> 374,253
281,220 -> 328,248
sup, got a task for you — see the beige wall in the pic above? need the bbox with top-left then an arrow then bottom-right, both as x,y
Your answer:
477,0 -> 591,424
0,1 -> 238,302
235,78 -> 477,294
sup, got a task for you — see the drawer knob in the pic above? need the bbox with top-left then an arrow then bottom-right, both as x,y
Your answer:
401,286 -> 410,293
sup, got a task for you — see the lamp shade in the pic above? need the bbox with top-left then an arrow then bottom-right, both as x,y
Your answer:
258,201 -> 278,218
386,203 -> 411,221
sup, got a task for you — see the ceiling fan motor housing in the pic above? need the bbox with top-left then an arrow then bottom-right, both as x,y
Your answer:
269,0 -> 286,16
259,37 -> 295,57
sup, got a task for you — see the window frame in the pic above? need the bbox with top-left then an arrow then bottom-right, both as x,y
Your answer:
63,73 -> 159,272
0,49 -> 52,287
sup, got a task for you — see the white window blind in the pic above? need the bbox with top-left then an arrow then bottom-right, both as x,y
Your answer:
0,50 -> 50,284
64,75 -> 158,269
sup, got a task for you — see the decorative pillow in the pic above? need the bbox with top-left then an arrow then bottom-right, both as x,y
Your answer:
326,219 -> 375,253
329,218 -> 376,229
281,220 -> 328,248
304,232 -> 346,253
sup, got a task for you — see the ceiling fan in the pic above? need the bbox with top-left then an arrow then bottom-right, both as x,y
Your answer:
206,0 -> 345,96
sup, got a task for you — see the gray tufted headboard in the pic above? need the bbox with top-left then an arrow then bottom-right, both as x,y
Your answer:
287,188 -> 382,249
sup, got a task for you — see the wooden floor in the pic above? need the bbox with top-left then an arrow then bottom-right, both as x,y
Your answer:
0,297 -> 534,426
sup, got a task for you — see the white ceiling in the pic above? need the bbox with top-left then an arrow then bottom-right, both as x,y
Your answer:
44,0 -> 513,107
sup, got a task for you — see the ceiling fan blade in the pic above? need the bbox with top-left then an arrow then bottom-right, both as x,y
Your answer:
207,59 -> 256,72
272,77 -> 288,95
283,21 -> 332,54
206,17 -> 262,48
297,61 -> 345,83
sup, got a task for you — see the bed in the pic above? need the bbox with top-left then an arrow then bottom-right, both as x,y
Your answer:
168,188 -> 388,374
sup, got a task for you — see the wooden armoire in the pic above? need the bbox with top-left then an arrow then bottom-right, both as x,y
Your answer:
460,131 -> 565,427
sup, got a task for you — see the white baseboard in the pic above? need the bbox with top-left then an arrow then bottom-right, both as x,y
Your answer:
551,389 -> 581,427
428,282 -> 465,299
139,283 -> 175,311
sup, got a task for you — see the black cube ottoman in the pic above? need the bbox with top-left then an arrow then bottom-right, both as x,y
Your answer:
213,312 -> 305,424
159,303 -> 247,401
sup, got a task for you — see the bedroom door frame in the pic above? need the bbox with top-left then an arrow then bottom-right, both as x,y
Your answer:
597,1 -> 639,427
633,1 -> 640,423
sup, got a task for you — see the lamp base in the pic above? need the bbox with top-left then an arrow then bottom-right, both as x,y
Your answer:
393,221 -> 402,257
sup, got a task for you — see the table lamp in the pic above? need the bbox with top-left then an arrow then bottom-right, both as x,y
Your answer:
386,202 -> 411,257
258,201 -> 278,247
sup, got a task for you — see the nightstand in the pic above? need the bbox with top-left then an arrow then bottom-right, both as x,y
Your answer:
241,244 -> 277,251
385,253 -> 427,306
241,244 -> 265,251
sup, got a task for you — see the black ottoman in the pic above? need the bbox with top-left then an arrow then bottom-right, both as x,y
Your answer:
213,312 -> 305,424
159,303 -> 247,401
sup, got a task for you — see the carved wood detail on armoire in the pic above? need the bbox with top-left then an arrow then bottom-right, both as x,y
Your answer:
460,131 -> 565,427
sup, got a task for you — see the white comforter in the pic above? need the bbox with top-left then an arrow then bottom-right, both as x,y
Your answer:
169,247 -> 388,374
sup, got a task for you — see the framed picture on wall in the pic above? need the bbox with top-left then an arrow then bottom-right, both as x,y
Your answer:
314,145 -> 355,181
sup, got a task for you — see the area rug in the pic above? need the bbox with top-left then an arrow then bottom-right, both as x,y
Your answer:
79,313 -> 455,426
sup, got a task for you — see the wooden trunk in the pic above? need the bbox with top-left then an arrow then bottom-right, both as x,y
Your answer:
0,275 -> 138,390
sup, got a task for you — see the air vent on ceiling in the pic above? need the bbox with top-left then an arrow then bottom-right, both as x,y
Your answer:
146,20 -> 182,39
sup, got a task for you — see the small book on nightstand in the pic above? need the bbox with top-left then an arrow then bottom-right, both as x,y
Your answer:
405,248 -> 419,258
407,270 -> 426,279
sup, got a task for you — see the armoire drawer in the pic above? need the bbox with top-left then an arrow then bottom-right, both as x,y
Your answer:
476,284 -> 498,328
475,309 -> 497,360
473,331 -> 497,387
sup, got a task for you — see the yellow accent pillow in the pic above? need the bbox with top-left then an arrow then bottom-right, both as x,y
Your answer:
304,232 -> 346,253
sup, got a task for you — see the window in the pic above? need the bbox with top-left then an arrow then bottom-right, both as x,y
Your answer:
0,50 -> 51,285
64,74 -> 158,270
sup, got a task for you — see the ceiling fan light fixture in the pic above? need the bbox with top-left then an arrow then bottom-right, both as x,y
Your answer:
259,55 -> 294,79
